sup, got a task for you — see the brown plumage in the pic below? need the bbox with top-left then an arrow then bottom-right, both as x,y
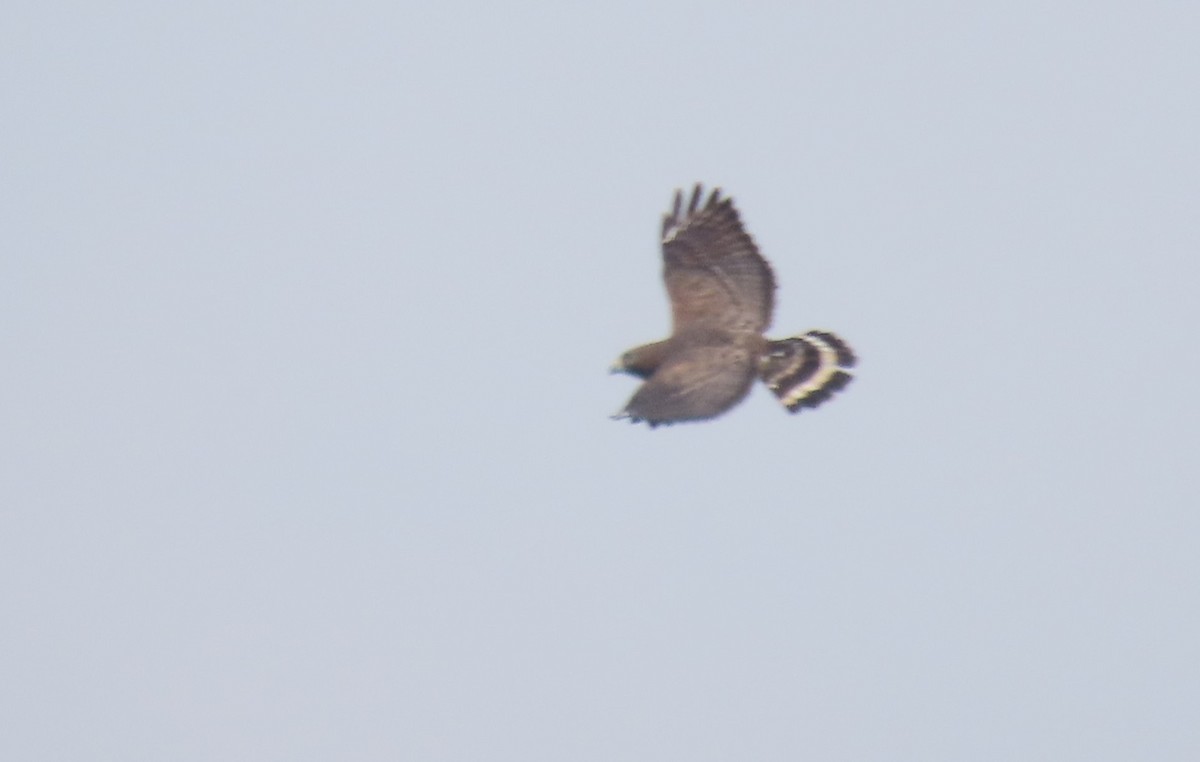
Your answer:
611,184 -> 856,427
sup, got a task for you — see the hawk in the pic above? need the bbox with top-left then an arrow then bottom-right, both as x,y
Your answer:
611,184 -> 856,427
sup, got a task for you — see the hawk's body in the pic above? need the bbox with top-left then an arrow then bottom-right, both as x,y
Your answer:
612,185 -> 855,427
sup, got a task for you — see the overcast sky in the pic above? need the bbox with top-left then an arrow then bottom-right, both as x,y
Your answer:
4,2 -> 1199,760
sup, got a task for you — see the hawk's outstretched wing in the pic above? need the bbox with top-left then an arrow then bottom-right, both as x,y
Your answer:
661,185 -> 776,335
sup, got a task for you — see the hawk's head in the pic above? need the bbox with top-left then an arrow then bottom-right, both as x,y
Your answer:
610,340 -> 669,380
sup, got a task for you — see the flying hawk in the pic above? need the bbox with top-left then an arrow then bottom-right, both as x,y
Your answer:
611,184 -> 855,427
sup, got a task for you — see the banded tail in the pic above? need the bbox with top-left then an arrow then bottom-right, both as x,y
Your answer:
760,331 -> 856,413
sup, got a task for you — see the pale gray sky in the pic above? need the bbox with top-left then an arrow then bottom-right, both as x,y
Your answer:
3,2 -> 1199,760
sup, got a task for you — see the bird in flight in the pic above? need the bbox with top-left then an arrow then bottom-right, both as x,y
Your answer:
611,184 -> 856,427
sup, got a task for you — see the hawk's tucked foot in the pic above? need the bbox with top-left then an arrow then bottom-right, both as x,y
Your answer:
759,330 -> 856,412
